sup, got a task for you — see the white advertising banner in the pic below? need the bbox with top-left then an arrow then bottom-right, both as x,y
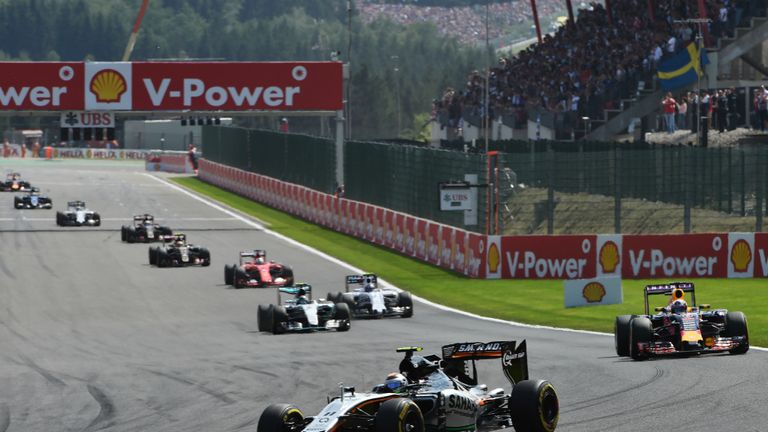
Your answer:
564,277 -> 623,308
60,111 -> 116,128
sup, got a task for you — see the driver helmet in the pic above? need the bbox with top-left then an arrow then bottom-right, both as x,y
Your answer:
670,299 -> 687,314
296,288 -> 310,305
364,283 -> 376,292
255,256 -> 265,264
384,372 -> 407,393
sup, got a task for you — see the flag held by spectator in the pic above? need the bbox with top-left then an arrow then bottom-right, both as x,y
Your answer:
657,42 -> 709,91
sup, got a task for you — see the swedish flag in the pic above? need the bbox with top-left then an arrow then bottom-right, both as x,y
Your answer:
657,42 -> 710,91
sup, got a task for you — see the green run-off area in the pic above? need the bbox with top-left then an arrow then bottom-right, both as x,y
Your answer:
172,176 -> 768,348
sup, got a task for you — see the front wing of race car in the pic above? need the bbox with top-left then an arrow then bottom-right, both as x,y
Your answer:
639,336 -> 747,356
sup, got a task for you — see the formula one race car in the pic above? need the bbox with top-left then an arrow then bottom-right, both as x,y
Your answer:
14,187 -> 52,209
615,282 -> 749,360
121,214 -> 172,243
223,250 -> 294,288
0,172 -> 31,192
257,341 -> 559,432
257,284 -> 351,334
326,274 -> 413,319
56,201 -> 101,226
148,233 -> 211,267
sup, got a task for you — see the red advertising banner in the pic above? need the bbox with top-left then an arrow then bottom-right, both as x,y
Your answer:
0,61 -> 342,112
467,233 -> 486,278
426,223 -> 440,265
404,216 -> 416,256
439,226 -> 455,269
373,207 -> 385,245
500,235 -> 596,279
0,62 -> 84,110
622,234 -> 727,278
414,219 -> 429,260
394,213 -> 406,252
751,233 -> 768,277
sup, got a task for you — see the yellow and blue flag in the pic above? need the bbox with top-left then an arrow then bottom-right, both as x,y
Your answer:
657,42 -> 709,91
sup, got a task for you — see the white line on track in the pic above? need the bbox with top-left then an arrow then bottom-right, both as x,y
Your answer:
145,173 -> 768,351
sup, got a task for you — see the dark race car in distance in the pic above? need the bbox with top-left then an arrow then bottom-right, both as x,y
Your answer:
121,214 -> 172,243
257,284 -> 351,334
257,341 -> 559,432
224,249 -> 294,288
327,274 -> 413,319
14,187 -> 52,209
0,172 -> 31,192
148,233 -> 211,267
56,201 -> 101,226
615,282 -> 749,360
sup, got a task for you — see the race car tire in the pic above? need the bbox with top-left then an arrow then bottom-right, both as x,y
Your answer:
257,304 -> 271,332
614,315 -> 634,357
149,247 -> 159,265
93,213 -> 101,227
279,266 -> 294,285
126,226 -> 137,243
159,226 -> 173,236
725,311 -> 749,355
257,403 -> 304,432
629,317 -> 653,360
234,268 -> 248,289
340,292 -> 356,310
272,306 -> 288,335
157,249 -> 169,268
121,226 -> 127,242
56,211 -> 64,226
224,265 -> 234,285
398,291 -> 414,318
13,197 -> 21,209
199,248 -> 211,266
334,303 -> 351,332
375,398 -> 424,432
510,379 -> 559,432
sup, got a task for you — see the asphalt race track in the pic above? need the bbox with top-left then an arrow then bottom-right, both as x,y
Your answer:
0,160 -> 765,432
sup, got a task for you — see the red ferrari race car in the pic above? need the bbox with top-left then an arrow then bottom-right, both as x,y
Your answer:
224,250 -> 294,288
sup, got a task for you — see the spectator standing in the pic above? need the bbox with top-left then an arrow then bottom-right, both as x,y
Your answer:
716,90 -> 729,133
758,88 -> 768,131
187,144 -> 198,175
678,95 -> 688,130
662,92 -> 678,133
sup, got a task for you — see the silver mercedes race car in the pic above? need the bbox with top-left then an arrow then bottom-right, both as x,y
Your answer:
257,341 -> 559,432
257,284 -> 351,334
326,274 -> 413,319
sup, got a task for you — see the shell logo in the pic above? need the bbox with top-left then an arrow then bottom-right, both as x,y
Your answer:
488,242 -> 500,273
599,241 -> 620,273
730,239 -> 752,272
90,69 -> 127,103
582,282 -> 606,303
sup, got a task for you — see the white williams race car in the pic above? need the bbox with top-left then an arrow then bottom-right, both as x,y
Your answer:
327,274 -> 413,319
257,341 -> 559,432
56,201 -> 101,226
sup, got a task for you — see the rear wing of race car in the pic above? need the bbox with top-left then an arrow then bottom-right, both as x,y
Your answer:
440,340 -> 528,387
277,284 -> 312,305
644,282 -> 697,315
345,274 -> 377,292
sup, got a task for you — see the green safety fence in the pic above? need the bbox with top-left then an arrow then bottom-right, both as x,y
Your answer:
344,140 -> 487,232
202,126 -> 336,193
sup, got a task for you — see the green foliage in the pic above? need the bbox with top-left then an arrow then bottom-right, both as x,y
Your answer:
0,0 -> 486,140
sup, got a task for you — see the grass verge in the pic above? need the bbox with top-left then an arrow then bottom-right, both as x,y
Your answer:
172,177 -> 767,348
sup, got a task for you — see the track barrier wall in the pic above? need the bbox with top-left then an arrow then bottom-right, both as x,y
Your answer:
192,158 -> 768,280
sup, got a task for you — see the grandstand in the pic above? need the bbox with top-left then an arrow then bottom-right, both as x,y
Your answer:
432,0 -> 768,144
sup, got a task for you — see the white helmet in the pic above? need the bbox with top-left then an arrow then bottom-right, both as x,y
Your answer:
384,372 -> 407,393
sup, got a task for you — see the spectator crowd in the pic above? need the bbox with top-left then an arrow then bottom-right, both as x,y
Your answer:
430,0 -> 765,138
358,0 -> 564,46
